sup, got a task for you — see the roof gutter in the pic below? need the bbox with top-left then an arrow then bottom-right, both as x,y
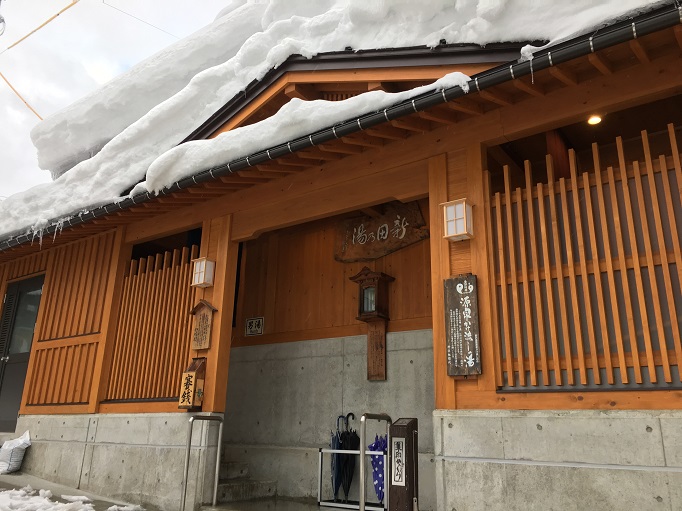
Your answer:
1,3 -> 680,252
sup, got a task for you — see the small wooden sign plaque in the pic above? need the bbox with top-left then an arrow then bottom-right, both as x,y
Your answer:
191,300 -> 217,350
178,357 -> 206,409
444,274 -> 482,377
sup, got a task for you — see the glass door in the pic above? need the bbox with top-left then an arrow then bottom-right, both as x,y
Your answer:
0,275 -> 44,432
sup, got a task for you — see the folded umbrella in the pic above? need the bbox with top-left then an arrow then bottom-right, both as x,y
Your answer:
368,434 -> 388,504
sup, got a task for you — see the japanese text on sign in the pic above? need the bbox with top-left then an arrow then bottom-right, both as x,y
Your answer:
444,274 -> 482,376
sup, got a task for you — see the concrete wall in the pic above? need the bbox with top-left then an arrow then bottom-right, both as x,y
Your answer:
224,329 -> 437,510
16,413 -> 220,511
434,409 -> 682,511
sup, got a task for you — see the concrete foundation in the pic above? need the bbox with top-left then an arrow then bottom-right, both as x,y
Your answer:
224,330 -> 437,510
16,412 -> 221,511
434,409 -> 682,511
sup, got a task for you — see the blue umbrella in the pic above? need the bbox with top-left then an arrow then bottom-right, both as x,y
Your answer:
368,434 -> 388,503
330,415 -> 345,502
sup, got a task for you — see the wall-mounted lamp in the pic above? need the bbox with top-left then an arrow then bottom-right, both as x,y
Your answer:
349,267 -> 395,381
191,257 -> 215,288
442,199 -> 473,241
587,115 -> 602,125
349,266 -> 394,322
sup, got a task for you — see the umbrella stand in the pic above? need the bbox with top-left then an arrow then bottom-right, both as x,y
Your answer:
340,412 -> 360,503
331,415 -> 345,502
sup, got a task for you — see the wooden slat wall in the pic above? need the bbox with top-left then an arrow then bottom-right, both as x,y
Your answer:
489,125 -> 682,389
17,231 -> 119,408
105,245 -> 197,401
25,337 -> 98,405
235,212 -> 431,345
0,250 -> 48,286
35,230 -> 116,341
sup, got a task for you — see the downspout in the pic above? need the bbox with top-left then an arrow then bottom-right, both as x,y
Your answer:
1,3 -> 680,252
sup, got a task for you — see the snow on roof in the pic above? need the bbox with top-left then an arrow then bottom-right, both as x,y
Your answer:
0,0 -> 665,241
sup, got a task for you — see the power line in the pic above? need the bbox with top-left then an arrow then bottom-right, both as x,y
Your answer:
101,1 -> 179,39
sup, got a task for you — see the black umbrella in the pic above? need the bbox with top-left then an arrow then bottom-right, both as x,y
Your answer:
331,415 -> 345,502
339,412 -> 360,503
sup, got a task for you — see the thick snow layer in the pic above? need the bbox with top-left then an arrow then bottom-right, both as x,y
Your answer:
0,0 -> 665,239
30,2 -> 268,179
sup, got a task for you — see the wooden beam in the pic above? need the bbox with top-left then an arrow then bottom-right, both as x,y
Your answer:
255,164 -> 297,173
341,133 -> 385,147
364,125 -> 410,140
276,156 -> 317,167
186,187 -> 234,195
428,153 -> 456,409
318,142 -> 364,155
195,215 -> 239,412
297,148 -> 343,161
488,145 -> 523,176
391,116 -> 432,132
545,130 -> 571,179
360,206 -> 383,219
479,89 -> 513,107
231,159 -> 428,240
418,107 -> 458,124
284,83 -> 320,101
237,169 -> 281,179
588,53 -> 613,75
674,25 -> 682,51
548,66 -> 578,86
445,100 -> 483,116
629,39 -> 650,64
513,77 -> 545,97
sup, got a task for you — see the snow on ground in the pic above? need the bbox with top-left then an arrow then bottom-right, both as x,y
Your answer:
0,486 -> 142,511
0,0 -> 665,240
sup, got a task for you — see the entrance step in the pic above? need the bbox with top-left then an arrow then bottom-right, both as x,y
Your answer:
219,461 -> 249,480
202,496 -> 317,511
216,479 -> 277,502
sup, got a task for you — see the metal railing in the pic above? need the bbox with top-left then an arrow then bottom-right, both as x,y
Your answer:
180,413 -> 225,511
359,412 -> 392,511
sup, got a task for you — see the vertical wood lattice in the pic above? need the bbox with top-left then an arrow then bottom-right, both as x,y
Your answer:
105,245 -> 197,401
35,230 -> 116,341
489,125 -> 682,389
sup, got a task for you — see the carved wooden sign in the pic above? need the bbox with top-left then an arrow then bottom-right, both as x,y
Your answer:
178,357 -> 206,410
191,300 -> 217,350
334,201 -> 429,262
444,274 -> 482,377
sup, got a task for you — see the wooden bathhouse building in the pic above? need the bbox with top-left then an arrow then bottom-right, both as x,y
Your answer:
0,3 -> 681,510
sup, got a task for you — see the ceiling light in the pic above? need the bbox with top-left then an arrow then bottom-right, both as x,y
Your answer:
587,115 -> 602,125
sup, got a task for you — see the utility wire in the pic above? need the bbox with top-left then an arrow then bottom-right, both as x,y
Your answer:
101,0 -> 179,39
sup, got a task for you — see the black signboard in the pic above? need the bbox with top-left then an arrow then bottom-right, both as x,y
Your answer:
444,274 -> 482,377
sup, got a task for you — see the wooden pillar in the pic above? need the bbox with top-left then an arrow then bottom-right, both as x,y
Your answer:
194,214 -> 239,413
88,226 -> 131,413
466,143 -> 498,392
428,154 -> 456,409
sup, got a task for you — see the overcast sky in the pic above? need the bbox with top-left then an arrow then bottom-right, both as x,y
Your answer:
0,0 -> 228,199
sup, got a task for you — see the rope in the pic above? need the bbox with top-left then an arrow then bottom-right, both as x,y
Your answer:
2,1 -> 80,52
0,70 -> 42,119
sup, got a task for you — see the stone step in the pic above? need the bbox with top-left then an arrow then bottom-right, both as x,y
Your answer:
219,461 -> 250,480
216,479 -> 277,503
